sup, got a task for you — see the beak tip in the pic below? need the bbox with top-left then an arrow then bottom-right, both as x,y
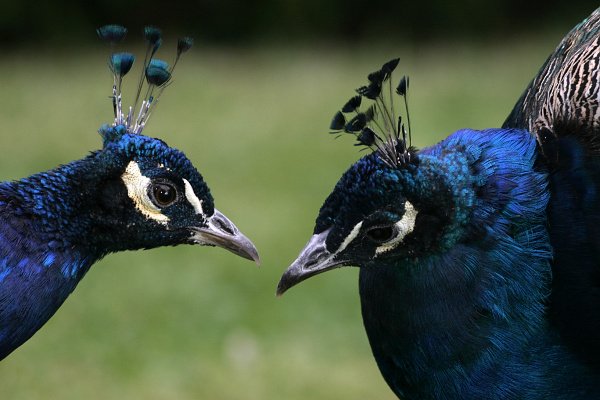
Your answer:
234,249 -> 260,266
195,209 -> 261,266
277,229 -> 339,296
275,281 -> 288,297
275,271 -> 296,296
250,253 -> 261,266
243,243 -> 261,266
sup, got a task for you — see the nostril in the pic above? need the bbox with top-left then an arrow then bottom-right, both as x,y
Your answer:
304,258 -> 318,270
214,217 -> 235,235
301,250 -> 329,270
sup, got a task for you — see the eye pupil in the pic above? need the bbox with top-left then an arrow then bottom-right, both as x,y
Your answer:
366,226 -> 395,243
152,183 -> 177,206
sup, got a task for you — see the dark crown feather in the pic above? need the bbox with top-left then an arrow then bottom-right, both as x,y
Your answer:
329,58 -> 416,168
96,25 -> 193,141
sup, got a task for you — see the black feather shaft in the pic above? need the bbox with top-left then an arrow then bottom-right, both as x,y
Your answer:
133,44 -> 153,115
403,90 -> 412,147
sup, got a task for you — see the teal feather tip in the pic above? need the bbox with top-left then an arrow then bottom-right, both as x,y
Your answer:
145,59 -> 171,86
97,24 -> 192,134
177,37 -> 194,54
97,24 -> 127,43
144,26 -> 162,46
109,53 -> 135,77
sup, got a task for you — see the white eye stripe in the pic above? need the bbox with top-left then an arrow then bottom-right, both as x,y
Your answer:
183,178 -> 204,215
337,221 -> 363,254
375,201 -> 418,255
121,161 -> 169,224
333,201 -> 419,257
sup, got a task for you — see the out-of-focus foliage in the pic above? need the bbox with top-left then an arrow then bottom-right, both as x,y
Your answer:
0,0 -> 597,46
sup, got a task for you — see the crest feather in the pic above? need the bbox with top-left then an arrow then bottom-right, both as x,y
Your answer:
328,58 -> 416,168
96,24 -> 194,143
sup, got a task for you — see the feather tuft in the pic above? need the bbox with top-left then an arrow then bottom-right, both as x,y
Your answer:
364,104 -> 377,122
172,36 -> 194,73
342,96 -> 362,113
144,26 -> 162,47
368,70 -> 385,85
355,127 -> 376,146
97,25 -> 127,43
357,82 -> 382,100
381,58 -> 400,80
177,37 -> 194,54
345,114 -> 367,133
145,59 -> 171,86
396,75 -> 409,96
330,111 -> 346,131
98,25 -> 192,137
327,58 -> 415,168
109,52 -> 135,77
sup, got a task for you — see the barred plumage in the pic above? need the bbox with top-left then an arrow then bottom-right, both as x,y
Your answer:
504,9 -> 600,152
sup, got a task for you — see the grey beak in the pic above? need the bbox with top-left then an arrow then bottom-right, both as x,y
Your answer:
191,209 -> 260,265
277,229 -> 345,295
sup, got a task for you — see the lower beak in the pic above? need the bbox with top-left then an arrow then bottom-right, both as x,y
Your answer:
191,209 -> 260,265
276,229 -> 345,295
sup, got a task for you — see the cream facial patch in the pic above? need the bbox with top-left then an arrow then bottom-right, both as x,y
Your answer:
121,161 -> 169,224
337,221 -> 363,254
375,200 -> 418,255
183,178 -> 204,215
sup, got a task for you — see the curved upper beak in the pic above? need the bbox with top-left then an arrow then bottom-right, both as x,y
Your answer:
190,209 -> 260,265
276,229 -> 345,295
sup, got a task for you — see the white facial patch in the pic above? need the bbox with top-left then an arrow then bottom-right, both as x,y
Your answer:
375,200 -> 418,255
183,178 -> 204,215
121,161 -> 169,224
337,221 -> 363,254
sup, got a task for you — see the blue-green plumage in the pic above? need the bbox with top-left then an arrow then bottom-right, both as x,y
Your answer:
0,125 -> 258,360
278,7 -> 600,399
0,27 -> 259,361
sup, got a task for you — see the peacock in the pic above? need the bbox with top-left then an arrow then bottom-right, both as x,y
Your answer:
0,25 -> 259,361
278,7 -> 600,399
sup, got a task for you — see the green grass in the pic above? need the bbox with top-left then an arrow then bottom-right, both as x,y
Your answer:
0,37 -> 558,399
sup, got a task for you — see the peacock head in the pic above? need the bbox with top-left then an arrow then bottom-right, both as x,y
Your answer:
277,59 -> 473,294
84,25 -> 259,263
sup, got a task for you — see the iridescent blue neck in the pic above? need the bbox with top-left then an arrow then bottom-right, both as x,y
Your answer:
0,211 -> 98,359
357,128 -> 600,399
0,147 -> 128,256
359,246 -> 549,399
0,152 -> 114,359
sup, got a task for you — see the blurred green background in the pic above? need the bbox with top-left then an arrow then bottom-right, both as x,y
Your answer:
0,2 -> 597,399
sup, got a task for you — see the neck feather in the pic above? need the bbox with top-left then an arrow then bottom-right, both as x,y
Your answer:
0,150 -> 120,256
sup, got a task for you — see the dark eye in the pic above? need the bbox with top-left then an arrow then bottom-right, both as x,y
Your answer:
365,226 -> 396,243
150,182 -> 177,207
